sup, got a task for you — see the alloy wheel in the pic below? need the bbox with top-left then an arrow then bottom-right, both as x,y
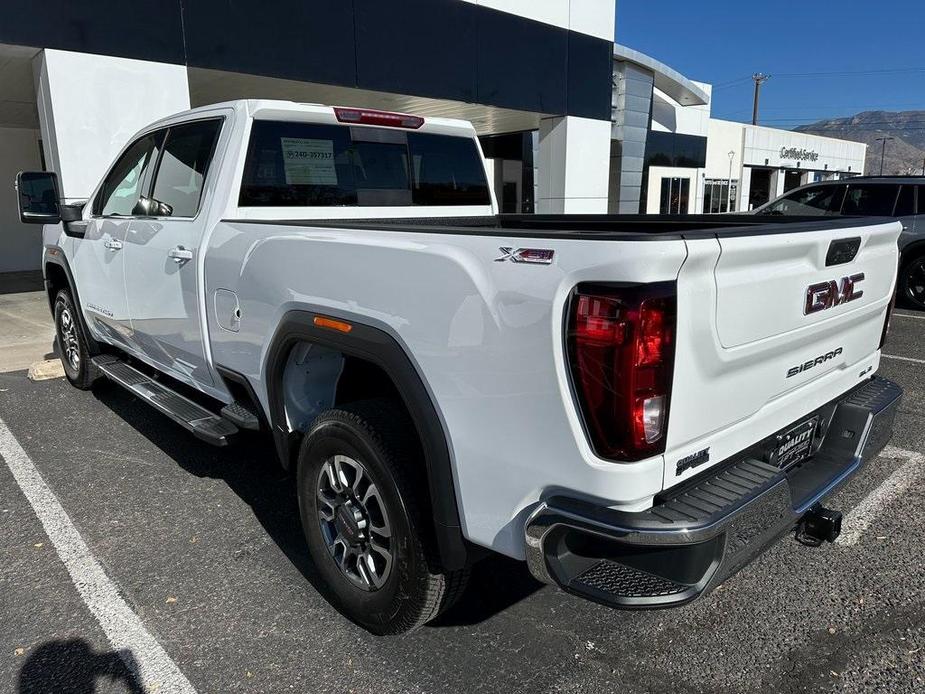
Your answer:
905,258 -> 925,309
58,307 -> 80,372
316,454 -> 393,591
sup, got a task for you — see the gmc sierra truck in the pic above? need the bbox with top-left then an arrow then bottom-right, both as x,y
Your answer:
16,100 -> 903,634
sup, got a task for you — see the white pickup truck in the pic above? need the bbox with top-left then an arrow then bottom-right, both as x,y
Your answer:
17,100 -> 903,634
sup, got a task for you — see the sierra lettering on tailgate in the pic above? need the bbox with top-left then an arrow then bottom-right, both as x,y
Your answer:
787,347 -> 844,378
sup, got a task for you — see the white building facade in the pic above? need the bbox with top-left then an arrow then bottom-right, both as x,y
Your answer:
0,2 -> 867,274
614,48 -> 867,215
0,0 -> 617,273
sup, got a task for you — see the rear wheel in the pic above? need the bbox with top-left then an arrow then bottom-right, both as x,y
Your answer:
297,399 -> 468,634
900,253 -> 925,311
54,289 -> 97,389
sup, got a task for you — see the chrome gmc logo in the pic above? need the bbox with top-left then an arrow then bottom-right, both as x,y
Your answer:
804,273 -> 865,315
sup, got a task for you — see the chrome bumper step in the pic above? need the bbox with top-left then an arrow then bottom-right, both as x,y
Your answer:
525,375 -> 903,610
91,355 -> 238,446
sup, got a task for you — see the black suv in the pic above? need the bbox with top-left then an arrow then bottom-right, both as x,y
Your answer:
755,176 -> 925,310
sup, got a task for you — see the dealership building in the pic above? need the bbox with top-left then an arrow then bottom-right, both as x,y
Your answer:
0,1 -> 864,274
635,73 -> 867,215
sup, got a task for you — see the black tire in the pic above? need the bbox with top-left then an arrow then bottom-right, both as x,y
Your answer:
297,399 -> 468,634
53,289 -> 97,389
899,252 -> 925,311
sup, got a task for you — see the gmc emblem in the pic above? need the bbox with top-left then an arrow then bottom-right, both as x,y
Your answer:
804,273 -> 865,315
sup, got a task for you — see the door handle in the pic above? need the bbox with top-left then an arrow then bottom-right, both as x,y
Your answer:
168,246 -> 193,264
104,239 -> 123,251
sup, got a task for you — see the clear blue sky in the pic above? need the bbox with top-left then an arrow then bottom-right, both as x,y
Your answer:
616,1 -> 925,127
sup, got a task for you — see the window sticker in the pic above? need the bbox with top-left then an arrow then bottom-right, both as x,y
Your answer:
280,137 -> 337,185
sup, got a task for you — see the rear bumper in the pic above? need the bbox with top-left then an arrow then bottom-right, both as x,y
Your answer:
524,375 -> 902,609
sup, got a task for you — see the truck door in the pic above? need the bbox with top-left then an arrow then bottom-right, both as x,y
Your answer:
123,118 -> 223,387
75,132 -> 162,349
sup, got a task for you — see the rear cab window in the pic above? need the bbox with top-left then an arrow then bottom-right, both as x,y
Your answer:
238,121 -> 491,208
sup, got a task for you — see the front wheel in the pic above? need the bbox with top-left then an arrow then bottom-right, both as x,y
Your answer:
900,253 -> 925,311
297,399 -> 468,634
54,289 -> 97,389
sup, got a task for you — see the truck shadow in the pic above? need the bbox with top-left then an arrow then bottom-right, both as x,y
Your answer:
90,382 -> 542,628
17,638 -> 144,693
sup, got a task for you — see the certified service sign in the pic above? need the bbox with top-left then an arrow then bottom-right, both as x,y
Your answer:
780,146 -> 819,163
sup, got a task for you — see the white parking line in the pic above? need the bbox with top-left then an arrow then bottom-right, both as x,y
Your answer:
0,416 -> 197,694
881,353 -> 925,364
836,446 -> 925,546
894,311 -> 925,320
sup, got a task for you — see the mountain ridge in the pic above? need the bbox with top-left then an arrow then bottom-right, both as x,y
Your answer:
794,110 -> 925,176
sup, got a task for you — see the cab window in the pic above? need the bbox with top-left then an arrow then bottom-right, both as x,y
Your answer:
841,184 -> 899,216
238,120 -> 491,207
894,185 -> 916,216
758,184 -> 845,216
150,119 -> 223,217
94,134 -> 159,216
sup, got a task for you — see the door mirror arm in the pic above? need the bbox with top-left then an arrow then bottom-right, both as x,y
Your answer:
61,201 -> 88,238
133,195 -> 174,218
60,201 -> 86,222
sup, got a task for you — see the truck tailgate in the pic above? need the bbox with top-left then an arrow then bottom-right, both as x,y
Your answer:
664,219 -> 901,489
714,227 -> 897,347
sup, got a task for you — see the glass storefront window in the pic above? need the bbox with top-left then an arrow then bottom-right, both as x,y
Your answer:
703,178 -> 738,214
659,177 -> 690,214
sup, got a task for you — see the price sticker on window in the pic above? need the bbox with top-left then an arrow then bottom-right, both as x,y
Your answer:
280,138 -> 338,185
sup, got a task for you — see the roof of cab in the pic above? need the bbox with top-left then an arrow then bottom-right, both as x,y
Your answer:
148,99 -> 477,136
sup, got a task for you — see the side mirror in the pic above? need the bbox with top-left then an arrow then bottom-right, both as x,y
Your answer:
16,171 -> 62,224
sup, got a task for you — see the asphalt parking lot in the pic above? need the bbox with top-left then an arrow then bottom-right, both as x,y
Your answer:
1,303 -> 924,693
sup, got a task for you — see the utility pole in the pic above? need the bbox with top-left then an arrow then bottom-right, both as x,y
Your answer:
921,156 -> 924,176
875,136 -> 894,176
751,73 -> 770,125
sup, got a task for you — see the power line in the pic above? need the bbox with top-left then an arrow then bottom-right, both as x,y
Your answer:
773,66 -> 925,79
712,75 -> 754,90
713,117 -> 925,128
710,66 -> 925,91
722,101 -> 925,116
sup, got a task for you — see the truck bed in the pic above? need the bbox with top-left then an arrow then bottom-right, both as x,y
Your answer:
225,213 -> 888,240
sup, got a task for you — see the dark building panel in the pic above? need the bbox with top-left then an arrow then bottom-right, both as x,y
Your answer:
1,1 -> 612,122
567,31 -> 613,120
182,0 -> 357,87
479,132 -> 527,160
475,8 -> 568,114
644,131 -> 707,168
355,0 -> 477,103
0,0 -> 185,64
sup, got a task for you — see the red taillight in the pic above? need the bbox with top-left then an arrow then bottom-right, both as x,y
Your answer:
334,107 -> 424,129
567,284 -> 677,462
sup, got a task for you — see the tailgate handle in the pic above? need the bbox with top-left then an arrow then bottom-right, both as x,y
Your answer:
826,237 -> 861,267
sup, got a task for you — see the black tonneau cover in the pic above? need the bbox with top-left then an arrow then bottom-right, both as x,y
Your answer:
226,214 -> 896,242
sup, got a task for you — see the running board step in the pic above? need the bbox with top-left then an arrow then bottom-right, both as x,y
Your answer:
220,401 -> 260,431
91,356 -> 238,446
